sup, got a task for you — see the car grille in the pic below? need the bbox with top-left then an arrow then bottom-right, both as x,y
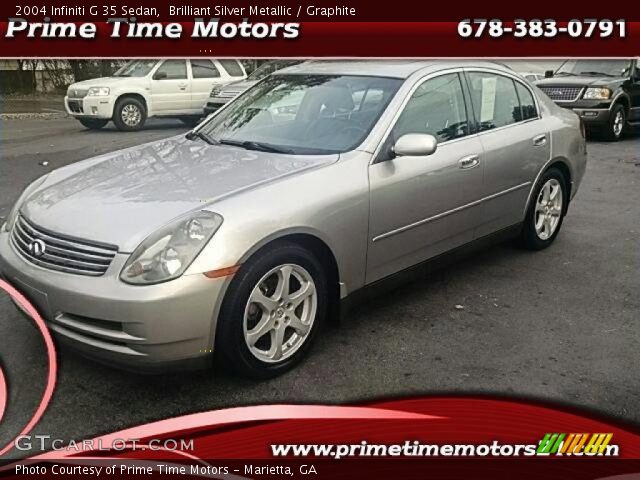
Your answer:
11,215 -> 118,277
538,86 -> 583,102
217,90 -> 242,99
67,88 -> 88,99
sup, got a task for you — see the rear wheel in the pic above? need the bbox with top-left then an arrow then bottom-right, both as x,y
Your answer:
603,104 -> 626,142
113,97 -> 146,131
520,168 -> 567,250
216,242 -> 327,379
78,118 -> 108,130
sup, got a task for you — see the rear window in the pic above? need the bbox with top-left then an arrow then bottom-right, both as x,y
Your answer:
191,60 -> 221,79
219,60 -> 245,77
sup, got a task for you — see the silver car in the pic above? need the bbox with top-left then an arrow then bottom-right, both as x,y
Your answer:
0,61 -> 587,378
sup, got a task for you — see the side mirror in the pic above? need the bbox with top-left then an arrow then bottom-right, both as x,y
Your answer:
393,134 -> 438,158
545,70 -> 554,78
153,71 -> 168,80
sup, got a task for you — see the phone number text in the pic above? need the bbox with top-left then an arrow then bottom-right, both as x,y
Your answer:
458,20 -> 626,38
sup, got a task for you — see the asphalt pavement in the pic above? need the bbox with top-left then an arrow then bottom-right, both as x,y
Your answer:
0,116 -> 638,457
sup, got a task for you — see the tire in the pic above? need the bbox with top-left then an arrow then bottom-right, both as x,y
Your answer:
215,242 -> 327,379
519,167 -> 567,251
179,116 -> 201,128
113,96 -> 147,131
603,104 -> 626,142
78,118 -> 108,130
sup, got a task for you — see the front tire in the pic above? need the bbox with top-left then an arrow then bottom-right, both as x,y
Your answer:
520,168 -> 567,250
78,118 -> 108,130
113,97 -> 147,132
216,242 -> 327,379
603,104 -> 626,142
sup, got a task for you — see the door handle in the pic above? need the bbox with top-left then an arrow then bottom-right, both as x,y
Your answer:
533,134 -> 547,147
459,155 -> 480,170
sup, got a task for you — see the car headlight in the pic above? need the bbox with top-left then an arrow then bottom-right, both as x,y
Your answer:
120,211 -> 223,285
87,87 -> 110,97
2,175 -> 49,233
583,88 -> 611,100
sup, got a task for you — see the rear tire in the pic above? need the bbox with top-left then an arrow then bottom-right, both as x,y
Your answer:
78,118 -> 108,130
215,242 -> 327,379
113,97 -> 147,132
519,167 -> 567,251
603,104 -> 626,142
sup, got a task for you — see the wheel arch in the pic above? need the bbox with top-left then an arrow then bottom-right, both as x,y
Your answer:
114,92 -> 150,116
524,157 -> 573,218
237,230 -> 342,324
613,93 -> 631,116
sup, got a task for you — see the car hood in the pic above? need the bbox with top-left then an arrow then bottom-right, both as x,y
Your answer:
536,75 -> 625,88
21,135 -> 338,252
68,77 -> 139,89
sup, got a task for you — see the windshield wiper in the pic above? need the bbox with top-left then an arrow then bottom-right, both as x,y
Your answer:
218,139 -> 293,154
580,71 -> 616,77
555,72 -> 577,76
185,130 -> 219,145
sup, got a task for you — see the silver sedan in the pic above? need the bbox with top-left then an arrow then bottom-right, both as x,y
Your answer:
0,61 -> 587,377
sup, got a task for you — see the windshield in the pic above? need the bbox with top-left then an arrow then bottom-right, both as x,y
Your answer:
555,60 -> 632,78
198,74 -> 403,155
114,60 -> 157,77
247,61 -> 301,81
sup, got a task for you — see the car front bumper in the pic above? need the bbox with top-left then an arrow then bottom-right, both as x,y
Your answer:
64,96 -> 115,120
558,100 -> 613,128
0,230 -> 226,372
203,97 -> 231,116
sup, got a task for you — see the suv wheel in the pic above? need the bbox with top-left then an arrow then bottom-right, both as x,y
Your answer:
520,167 -> 567,250
604,104 -> 626,142
113,97 -> 147,131
215,242 -> 327,379
78,118 -> 108,130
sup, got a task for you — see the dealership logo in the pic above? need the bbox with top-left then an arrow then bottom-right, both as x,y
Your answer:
537,433 -> 618,456
28,239 -> 46,257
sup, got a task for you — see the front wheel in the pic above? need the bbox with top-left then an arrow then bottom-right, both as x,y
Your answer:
78,118 -> 108,130
519,168 -> 567,250
216,242 -> 327,379
603,104 -> 626,142
113,97 -> 147,131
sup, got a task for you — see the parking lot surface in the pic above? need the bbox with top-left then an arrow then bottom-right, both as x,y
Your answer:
0,117 -> 638,456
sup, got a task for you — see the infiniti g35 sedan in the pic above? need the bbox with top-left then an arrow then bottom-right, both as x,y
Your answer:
0,61 -> 587,378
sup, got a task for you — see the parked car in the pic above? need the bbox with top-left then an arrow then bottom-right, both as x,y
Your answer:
204,60 -> 302,116
536,59 -> 640,141
519,72 -> 545,83
64,59 -> 247,131
1,61 -> 587,378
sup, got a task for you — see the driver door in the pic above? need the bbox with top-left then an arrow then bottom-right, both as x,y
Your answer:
150,60 -> 191,114
366,72 -> 485,283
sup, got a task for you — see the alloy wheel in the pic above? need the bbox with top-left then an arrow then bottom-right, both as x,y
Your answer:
243,264 -> 317,363
612,110 -> 625,138
121,104 -> 142,127
535,178 -> 563,241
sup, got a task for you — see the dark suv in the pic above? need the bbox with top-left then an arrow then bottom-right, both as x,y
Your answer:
536,59 -> 640,141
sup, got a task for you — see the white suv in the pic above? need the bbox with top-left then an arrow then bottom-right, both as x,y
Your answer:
64,59 -> 247,131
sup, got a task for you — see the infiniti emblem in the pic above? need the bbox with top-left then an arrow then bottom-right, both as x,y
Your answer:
28,239 -> 46,258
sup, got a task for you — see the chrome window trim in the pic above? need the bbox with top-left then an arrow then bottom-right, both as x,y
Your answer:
372,181 -> 532,243
371,67 -> 544,164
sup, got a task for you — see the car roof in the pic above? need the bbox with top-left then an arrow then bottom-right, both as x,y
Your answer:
276,60 -> 515,79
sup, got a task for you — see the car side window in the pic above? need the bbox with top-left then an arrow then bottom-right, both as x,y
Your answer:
392,73 -> 470,143
219,60 -> 245,77
155,60 -> 187,80
515,82 -> 538,121
467,72 -> 521,131
191,60 -> 221,79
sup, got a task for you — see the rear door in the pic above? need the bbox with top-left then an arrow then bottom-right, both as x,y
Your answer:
150,60 -> 191,114
464,70 -> 550,237
189,59 -> 223,110
629,59 -> 640,122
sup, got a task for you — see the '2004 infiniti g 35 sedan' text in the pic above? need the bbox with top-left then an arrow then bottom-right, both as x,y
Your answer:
0,61 -> 587,377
